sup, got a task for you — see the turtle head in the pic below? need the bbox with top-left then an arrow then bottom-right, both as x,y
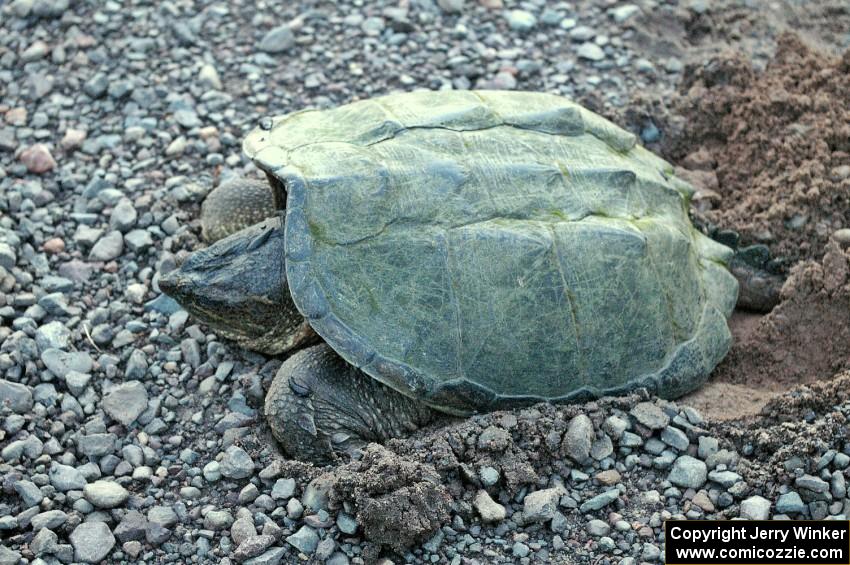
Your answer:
159,215 -> 303,355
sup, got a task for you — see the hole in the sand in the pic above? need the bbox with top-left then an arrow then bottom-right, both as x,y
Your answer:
682,310 -> 772,420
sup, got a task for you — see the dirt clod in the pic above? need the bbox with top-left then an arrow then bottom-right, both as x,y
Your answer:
323,445 -> 452,552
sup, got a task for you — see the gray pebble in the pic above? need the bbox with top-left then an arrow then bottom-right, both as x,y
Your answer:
505,10 -> 537,32
286,525 -> 319,554
0,379 -> 33,413
563,413 -> 594,463
70,521 -> 116,563
50,463 -> 87,491
83,480 -> 129,508
258,25 -> 295,53
668,456 -> 707,489
89,231 -> 124,261
523,488 -> 560,523
739,495 -> 771,520
102,381 -> 148,426
220,446 -> 255,479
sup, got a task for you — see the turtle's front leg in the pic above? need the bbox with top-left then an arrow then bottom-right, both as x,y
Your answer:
265,343 -> 437,465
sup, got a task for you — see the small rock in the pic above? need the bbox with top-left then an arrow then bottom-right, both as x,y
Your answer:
0,379 -> 33,413
437,0 -> 464,13
114,511 -> 147,543
661,426 -> 689,451
244,547 -> 286,565
631,402 -> 669,429
272,477 -> 296,499
30,527 -> 58,556
147,505 -> 178,528
523,488 -> 560,523
258,25 -> 295,53
123,540 -> 142,559
595,470 -> 621,486
84,480 -> 129,508
505,9 -> 536,32
577,43 -> 605,61
231,517 -> 257,545
0,546 -> 21,565
602,415 -> 628,439
474,489 -> 506,522
776,491 -> 805,514
795,474 -> 829,493
580,489 -> 620,513
14,480 -> 44,508
668,456 -> 707,489
36,321 -> 71,351
198,64 -> 222,89
697,436 -> 719,459
42,237 -> 65,254
235,535 -> 276,561
61,128 -> 87,150
102,381 -> 148,425
70,521 -> 116,563
109,199 -> 137,232
286,525 -> 319,555
31,510 -> 68,531
563,413 -> 594,463
587,519 -> 610,536
0,243 -> 16,270
708,470 -> 742,488
609,4 -> 640,23
204,509 -> 233,530
83,73 -> 109,98
19,144 -> 57,173
692,490 -> 715,512
50,463 -> 87,491
220,445 -> 254,479
337,513 -> 358,535
89,231 -> 124,261
740,495 -> 771,520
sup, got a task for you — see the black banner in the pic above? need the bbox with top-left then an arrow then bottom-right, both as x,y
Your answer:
665,520 -> 850,565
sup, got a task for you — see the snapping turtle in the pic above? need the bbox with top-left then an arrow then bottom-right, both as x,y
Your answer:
160,90 -> 773,464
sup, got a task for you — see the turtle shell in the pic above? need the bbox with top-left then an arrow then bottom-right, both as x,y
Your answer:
243,90 -> 738,415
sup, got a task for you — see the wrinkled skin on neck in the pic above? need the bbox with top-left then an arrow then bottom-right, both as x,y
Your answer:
159,215 -> 312,355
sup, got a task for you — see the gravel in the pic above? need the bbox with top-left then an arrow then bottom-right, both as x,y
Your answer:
1,0 -> 846,563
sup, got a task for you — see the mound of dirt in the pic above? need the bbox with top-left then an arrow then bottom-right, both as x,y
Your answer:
669,32 -> 850,265
717,239 -> 850,386
670,34 -> 850,419
684,238 -> 850,418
